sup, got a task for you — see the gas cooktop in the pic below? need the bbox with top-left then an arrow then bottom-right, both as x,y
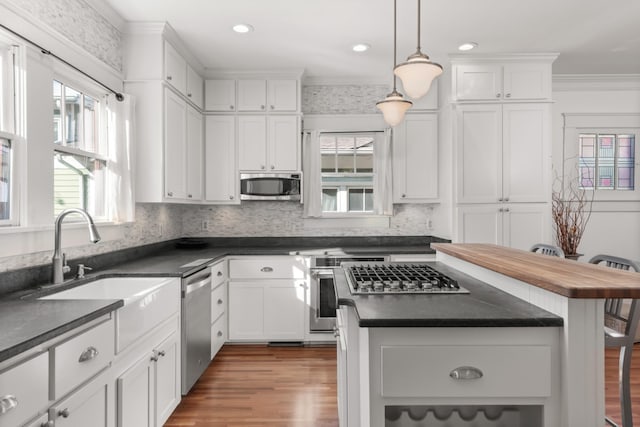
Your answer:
343,262 -> 469,295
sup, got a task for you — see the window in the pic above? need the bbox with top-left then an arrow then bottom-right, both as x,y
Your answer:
53,80 -> 107,219
320,134 -> 375,213
579,133 -> 635,190
0,40 -> 17,225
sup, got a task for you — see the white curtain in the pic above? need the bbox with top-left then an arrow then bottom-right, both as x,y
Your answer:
105,93 -> 135,223
373,129 -> 393,216
302,130 -> 322,217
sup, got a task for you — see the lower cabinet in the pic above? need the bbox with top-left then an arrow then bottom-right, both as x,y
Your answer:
228,280 -> 306,341
24,413 -> 49,427
48,369 -> 112,427
456,203 -> 549,251
115,317 -> 181,427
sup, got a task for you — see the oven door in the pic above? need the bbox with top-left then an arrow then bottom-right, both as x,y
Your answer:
309,268 -> 337,332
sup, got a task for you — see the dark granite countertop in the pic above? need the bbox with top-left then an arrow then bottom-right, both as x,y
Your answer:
335,262 -> 563,328
0,299 -> 123,363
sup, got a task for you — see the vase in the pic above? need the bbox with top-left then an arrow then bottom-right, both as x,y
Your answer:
564,253 -> 583,261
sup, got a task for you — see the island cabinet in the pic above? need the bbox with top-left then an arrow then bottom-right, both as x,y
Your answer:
392,113 -> 438,203
227,256 -> 308,342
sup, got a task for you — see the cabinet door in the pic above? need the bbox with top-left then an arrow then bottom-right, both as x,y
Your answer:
237,79 -> 267,111
238,116 -> 267,171
393,113 -> 438,202
164,42 -> 186,95
228,283 -> 265,340
503,203 -> 549,251
456,105 -> 502,203
204,116 -> 239,203
117,355 -> 153,427
503,63 -> 551,100
185,64 -> 203,109
164,89 -> 187,199
454,64 -> 502,100
502,103 -> 549,203
263,280 -> 306,340
155,332 -> 180,427
267,79 -> 298,112
205,80 -> 236,112
268,115 -> 299,171
186,105 -> 203,201
50,372 -> 111,427
24,413 -> 49,427
456,205 -> 502,245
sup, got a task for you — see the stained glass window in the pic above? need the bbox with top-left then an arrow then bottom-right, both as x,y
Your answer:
579,133 -> 635,190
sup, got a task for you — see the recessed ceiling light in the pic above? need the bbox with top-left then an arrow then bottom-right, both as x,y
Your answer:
352,43 -> 370,53
233,24 -> 254,34
458,42 -> 478,51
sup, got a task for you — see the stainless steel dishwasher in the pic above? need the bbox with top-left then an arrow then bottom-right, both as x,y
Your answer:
181,267 -> 212,394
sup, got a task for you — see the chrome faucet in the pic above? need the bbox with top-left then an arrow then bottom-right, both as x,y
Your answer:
52,208 -> 101,284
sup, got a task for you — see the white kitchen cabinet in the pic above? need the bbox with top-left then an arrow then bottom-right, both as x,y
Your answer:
24,413 -> 49,427
48,369 -> 112,427
186,105 -> 203,200
228,283 -> 264,340
205,79 -> 236,112
164,41 -> 187,96
238,115 -> 299,171
0,352 -> 48,427
453,62 -> 552,101
456,203 -> 549,251
116,354 -> 152,427
185,64 -> 204,109
238,79 -> 297,112
204,115 -> 239,203
456,103 -> 549,204
210,259 -> 228,360
164,89 -> 188,200
392,113 -> 438,203
153,332 -> 180,426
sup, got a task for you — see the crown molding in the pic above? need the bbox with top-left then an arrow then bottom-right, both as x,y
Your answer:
204,68 -> 306,80
302,75 -> 390,86
553,74 -> 640,91
449,53 -> 559,64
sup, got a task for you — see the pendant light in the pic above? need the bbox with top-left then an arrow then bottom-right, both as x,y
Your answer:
394,0 -> 443,99
376,0 -> 412,127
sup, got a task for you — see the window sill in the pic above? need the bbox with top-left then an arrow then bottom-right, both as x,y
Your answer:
303,215 -> 390,229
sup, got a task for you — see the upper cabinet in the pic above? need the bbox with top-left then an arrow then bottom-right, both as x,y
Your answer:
238,115 -> 299,172
206,78 -> 299,113
451,54 -> 557,102
205,79 -> 236,111
164,41 -> 204,109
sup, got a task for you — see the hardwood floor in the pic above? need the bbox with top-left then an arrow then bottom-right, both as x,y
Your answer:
166,344 -> 640,426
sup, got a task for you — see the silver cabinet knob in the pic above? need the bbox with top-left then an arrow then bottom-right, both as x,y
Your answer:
187,93 -> 192,97
167,191 -> 173,197
166,76 -> 172,81
229,195 -> 234,200
504,208 -> 510,212
41,421 -> 55,427
217,331 -> 223,337
260,105 -> 265,110
401,194 -> 406,198
498,208 -> 504,212
59,408 -> 70,418
150,355 -> 158,362
270,165 -> 275,170
332,326 -> 340,338
158,350 -> 166,357
188,194 -> 193,198
270,105 -> 275,110
261,165 -> 265,170
496,93 -> 501,98
217,299 -> 223,304
0,395 -> 18,414
504,197 -> 509,202
498,198 -> 503,202
78,346 -> 99,363
505,93 -> 511,98
217,271 -> 223,277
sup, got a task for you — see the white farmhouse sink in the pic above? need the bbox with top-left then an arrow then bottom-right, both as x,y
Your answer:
41,277 -> 180,353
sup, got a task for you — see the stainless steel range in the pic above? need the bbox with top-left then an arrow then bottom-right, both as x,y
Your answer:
343,263 -> 469,294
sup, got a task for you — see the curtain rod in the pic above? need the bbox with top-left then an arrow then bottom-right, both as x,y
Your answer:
303,130 -> 386,134
0,23 -> 124,101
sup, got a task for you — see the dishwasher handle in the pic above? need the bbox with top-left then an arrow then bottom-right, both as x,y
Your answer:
184,274 -> 211,295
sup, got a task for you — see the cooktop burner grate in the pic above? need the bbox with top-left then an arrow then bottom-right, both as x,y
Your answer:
344,263 -> 469,294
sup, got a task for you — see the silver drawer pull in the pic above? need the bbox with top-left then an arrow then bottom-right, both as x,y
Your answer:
260,266 -> 273,273
0,395 -> 18,415
449,366 -> 483,380
78,346 -> 99,363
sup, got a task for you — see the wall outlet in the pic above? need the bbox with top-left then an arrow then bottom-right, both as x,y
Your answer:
157,223 -> 163,236
427,219 -> 434,231
202,220 -> 210,231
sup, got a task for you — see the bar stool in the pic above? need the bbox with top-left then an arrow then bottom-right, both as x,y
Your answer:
589,254 -> 640,427
530,243 -> 565,258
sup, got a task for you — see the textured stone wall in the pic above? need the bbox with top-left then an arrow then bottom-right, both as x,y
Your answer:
9,0 -> 122,71
302,85 -> 389,114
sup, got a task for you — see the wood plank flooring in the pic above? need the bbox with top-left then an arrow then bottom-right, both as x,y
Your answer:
166,344 -> 640,426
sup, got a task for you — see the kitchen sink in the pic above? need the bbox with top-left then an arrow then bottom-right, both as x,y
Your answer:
41,276 -> 180,353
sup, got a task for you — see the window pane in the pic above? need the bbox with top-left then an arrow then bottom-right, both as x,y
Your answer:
63,86 -> 81,148
83,95 -> 99,153
348,188 -> 364,212
580,166 -> 595,189
322,188 -> 337,212
0,138 -> 10,221
53,80 -> 63,144
54,152 -> 106,218
617,135 -> 635,190
336,154 -> 354,173
364,188 -> 374,211
579,134 -> 596,158
0,44 -> 14,133
618,135 -> 634,159
598,135 -> 615,159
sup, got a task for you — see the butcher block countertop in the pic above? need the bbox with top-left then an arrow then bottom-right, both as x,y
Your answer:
432,243 -> 640,299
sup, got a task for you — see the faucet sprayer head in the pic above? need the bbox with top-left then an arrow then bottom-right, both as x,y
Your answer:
88,223 -> 101,243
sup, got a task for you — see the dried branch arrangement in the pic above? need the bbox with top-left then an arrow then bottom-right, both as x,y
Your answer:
552,179 -> 594,256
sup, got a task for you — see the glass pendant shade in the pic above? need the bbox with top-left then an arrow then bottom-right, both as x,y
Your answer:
394,51 -> 443,99
376,90 -> 412,127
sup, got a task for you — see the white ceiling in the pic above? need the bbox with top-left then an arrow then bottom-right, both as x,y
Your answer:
104,0 -> 640,79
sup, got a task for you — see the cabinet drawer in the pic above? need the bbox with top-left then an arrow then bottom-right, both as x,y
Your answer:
211,260 -> 227,288
211,282 -> 226,322
51,319 -> 114,400
381,345 -> 550,398
211,315 -> 226,359
229,258 -> 307,279
0,353 -> 48,427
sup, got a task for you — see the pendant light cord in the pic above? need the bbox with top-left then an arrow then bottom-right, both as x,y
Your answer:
392,0 -> 398,90
416,0 -> 422,51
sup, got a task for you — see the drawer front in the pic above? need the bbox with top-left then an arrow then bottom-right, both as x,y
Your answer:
211,260 -> 227,288
211,282 -> 227,322
52,319 -> 115,400
381,345 -> 550,398
0,353 -> 48,427
229,258 -> 307,279
210,315 -> 227,359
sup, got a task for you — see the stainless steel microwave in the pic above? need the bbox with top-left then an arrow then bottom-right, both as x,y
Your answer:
240,173 -> 302,201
